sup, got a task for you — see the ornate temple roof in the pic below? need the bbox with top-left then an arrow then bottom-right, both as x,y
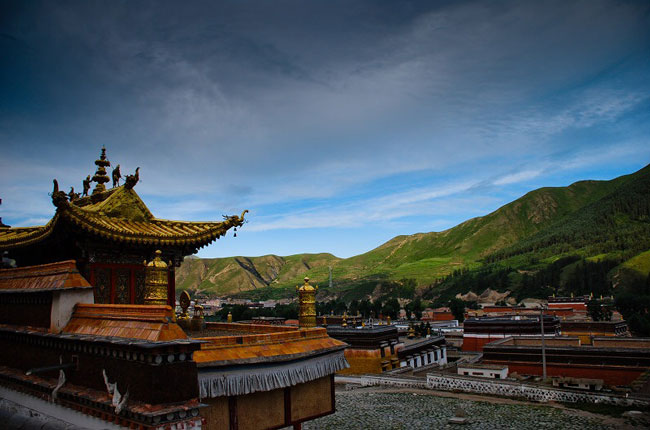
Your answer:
0,149 -> 247,251
0,260 -> 92,293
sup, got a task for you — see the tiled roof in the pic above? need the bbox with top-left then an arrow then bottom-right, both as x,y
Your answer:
0,185 -> 247,249
0,260 -> 92,292
63,304 -> 188,342
193,323 -> 348,366
61,202 -> 244,246
0,214 -> 59,249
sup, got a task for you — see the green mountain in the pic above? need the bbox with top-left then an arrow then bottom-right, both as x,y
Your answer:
177,164 -> 650,300
176,253 -> 341,295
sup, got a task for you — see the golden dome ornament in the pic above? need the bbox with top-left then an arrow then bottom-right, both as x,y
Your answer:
144,250 -> 169,306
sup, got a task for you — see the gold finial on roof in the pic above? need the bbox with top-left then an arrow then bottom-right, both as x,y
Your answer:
92,147 -> 111,195
298,277 -> 317,328
227,311 -> 233,323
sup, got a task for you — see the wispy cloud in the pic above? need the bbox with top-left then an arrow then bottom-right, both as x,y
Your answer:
1,0 -> 649,256
493,170 -> 544,186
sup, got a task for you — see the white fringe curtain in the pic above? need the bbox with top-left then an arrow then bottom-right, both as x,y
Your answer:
198,351 -> 349,398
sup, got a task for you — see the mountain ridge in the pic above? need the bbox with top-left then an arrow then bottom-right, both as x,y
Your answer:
176,164 -> 650,298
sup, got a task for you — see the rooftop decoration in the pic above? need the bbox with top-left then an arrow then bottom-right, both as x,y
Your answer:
0,147 -> 248,253
91,146 -> 111,194
144,250 -> 169,306
297,276 -> 317,328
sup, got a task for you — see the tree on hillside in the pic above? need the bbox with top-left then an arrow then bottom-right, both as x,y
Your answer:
381,298 -> 400,319
372,299 -> 383,318
398,278 -> 417,298
449,298 -> 466,322
405,297 -> 423,320
358,299 -> 372,318
349,299 -> 360,316
587,300 -> 612,322
615,273 -> 650,336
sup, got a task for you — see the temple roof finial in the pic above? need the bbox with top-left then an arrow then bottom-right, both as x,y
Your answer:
91,147 -> 111,195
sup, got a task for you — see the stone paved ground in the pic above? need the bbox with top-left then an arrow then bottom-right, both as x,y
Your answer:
302,387 -> 637,430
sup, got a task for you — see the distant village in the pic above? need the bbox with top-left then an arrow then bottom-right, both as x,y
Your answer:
189,290 -> 646,395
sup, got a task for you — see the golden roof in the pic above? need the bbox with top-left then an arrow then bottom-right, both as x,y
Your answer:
192,323 -> 347,366
1,180 -> 247,250
63,303 -> 188,341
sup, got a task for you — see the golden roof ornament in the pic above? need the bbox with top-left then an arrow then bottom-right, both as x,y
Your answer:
177,290 -> 191,329
124,167 -> 140,190
297,277 -> 317,328
92,147 -> 111,195
112,164 -> 121,188
82,175 -> 91,197
144,250 -> 168,306
191,304 -> 205,331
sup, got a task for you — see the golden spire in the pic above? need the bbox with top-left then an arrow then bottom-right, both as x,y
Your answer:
144,250 -> 169,306
92,147 -> 111,194
297,277 -> 317,328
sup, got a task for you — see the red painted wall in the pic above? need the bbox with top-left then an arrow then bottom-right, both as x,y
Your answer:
461,336 -> 504,352
483,361 -> 644,386
548,302 -> 586,312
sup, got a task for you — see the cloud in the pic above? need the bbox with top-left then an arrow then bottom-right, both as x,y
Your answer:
493,170 -> 544,186
1,0 -> 649,258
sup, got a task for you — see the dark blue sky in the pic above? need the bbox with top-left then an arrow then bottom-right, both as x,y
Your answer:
1,0 -> 649,258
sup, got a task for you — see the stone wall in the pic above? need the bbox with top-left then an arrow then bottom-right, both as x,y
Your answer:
339,374 -> 649,407
426,374 -> 649,406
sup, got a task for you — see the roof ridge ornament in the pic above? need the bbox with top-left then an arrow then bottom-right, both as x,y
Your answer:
51,179 -> 69,208
124,167 -> 140,190
91,147 -> 111,195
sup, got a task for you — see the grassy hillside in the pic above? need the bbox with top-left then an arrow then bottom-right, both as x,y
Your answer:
177,164 -> 650,299
488,164 -> 650,265
176,253 -> 340,295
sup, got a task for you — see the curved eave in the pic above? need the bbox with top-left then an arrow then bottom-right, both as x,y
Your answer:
60,202 -> 242,248
0,213 -> 59,250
